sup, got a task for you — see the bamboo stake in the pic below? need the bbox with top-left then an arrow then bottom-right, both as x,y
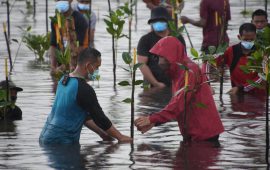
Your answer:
266,81 -> 269,165
130,48 -> 137,138
3,22 -> 12,73
265,0 -> 268,12
265,59 -> 269,165
183,70 -> 189,142
107,0 -> 116,87
5,58 -> 9,102
88,0 -> 92,46
46,0 -> 48,33
33,0 -> 36,16
6,0 -> 10,38
128,0 -> 133,54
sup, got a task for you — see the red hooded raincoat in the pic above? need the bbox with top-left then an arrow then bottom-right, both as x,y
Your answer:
149,36 -> 224,141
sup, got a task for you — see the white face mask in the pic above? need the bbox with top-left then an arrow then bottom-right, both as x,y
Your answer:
56,1 -> 70,13
78,3 -> 90,11
241,41 -> 254,50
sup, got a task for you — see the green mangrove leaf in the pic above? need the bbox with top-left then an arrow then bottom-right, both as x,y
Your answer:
190,48 -> 199,58
122,98 -> 132,103
216,42 -> 228,54
106,27 -> 115,36
118,81 -> 130,86
208,46 -> 216,55
119,66 -> 131,72
176,63 -> 188,70
122,52 -> 132,64
12,39 -> 19,43
195,102 -> 207,108
104,19 -> 113,27
240,65 -> 251,74
133,63 -> 143,71
134,80 -> 144,85
178,26 -> 184,33
246,79 -> 263,89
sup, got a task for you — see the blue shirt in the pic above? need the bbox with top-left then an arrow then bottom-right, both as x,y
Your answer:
39,75 -> 112,144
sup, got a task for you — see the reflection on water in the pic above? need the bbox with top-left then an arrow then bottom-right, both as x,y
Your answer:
40,144 -> 87,170
0,0 -> 269,169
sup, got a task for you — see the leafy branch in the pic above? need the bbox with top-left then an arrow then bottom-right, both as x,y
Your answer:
118,50 -> 143,138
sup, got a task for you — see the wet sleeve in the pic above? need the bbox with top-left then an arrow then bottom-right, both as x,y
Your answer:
137,35 -> 150,56
77,80 -> 112,130
149,70 -> 196,124
74,13 -> 88,46
50,21 -> 57,47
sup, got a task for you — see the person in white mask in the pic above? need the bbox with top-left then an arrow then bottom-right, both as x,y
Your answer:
137,6 -> 186,88
72,0 -> 97,48
50,0 -> 89,74
213,23 -> 265,95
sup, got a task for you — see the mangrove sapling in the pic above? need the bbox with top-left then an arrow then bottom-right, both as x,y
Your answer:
104,1 -> 132,87
53,45 -> 72,81
21,26 -> 50,63
190,43 -> 228,85
118,49 -> 143,138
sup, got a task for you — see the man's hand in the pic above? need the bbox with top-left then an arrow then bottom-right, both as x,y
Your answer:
227,87 -> 240,95
153,82 -> 166,88
118,135 -> 133,143
180,16 -> 190,24
137,123 -> 155,134
50,64 -> 66,76
135,116 -> 154,133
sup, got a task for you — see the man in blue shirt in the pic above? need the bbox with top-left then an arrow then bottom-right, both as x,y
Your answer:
40,48 -> 132,144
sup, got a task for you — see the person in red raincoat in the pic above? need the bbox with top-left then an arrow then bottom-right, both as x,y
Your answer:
135,36 -> 224,142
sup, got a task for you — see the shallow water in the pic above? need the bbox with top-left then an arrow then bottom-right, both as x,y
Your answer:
0,0 -> 269,169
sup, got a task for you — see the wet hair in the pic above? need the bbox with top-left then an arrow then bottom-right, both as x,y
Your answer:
239,23 -> 256,36
252,9 -> 268,19
77,47 -> 101,65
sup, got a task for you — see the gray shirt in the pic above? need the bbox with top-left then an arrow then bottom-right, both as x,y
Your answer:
72,3 -> 97,30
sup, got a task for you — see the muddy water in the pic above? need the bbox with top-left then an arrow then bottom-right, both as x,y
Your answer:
0,0 -> 269,169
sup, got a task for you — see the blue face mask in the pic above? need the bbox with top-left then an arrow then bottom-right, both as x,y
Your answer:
241,41 -> 254,50
78,3 -> 90,11
152,21 -> 168,32
56,1 -> 69,13
87,65 -> 99,81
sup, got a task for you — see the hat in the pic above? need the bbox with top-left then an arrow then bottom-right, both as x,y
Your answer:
148,6 -> 172,24
0,80 -> 23,92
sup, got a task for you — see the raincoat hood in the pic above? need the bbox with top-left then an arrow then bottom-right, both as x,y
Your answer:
149,36 -> 192,85
150,36 -> 192,66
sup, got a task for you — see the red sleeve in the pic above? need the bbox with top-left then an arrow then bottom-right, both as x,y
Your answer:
200,0 -> 208,20
149,70 -> 196,124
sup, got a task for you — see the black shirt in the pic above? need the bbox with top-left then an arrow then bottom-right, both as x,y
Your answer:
137,31 -> 186,86
50,11 -> 88,47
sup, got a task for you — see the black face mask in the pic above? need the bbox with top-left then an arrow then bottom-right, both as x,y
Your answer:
11,96 -> 17,102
